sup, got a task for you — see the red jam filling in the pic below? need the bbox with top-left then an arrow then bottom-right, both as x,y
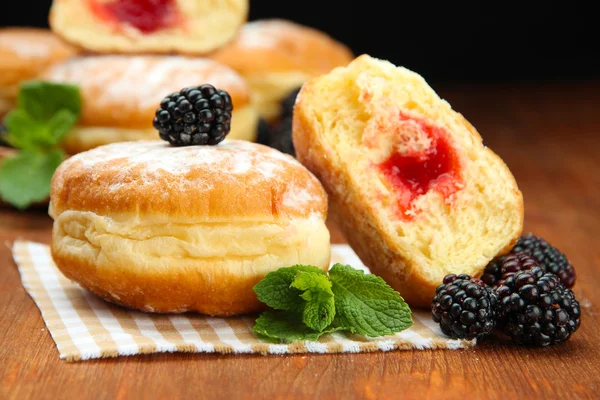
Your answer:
377,113 -> 462,220
89,0 -> 179,34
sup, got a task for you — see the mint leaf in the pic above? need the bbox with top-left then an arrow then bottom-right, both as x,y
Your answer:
0,149 -> 65,209
329,264 -> 413,337
253,311 -> 342,344
47,109 -> 77,144
18,80 -> 81,122
290,269 -> 332,293
253,265 -> 326,312
299,290 -> 335,332
291,270 -> 335,331
3,110 -> 52,150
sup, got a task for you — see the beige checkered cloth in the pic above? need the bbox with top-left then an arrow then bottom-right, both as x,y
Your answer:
12,240 -> 474,361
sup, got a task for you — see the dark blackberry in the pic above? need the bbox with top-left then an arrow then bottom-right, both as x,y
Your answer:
268,115 -> 295,156
481,251 -> 539,287
512,233 -> 576,288
253,87 -> 301,156
279,87 -> 301,119
153,84 -> 233,146
256,118 -> 271,146
431,273 -> 498,340
495,267 -> 580,346
0,123 -> 10,147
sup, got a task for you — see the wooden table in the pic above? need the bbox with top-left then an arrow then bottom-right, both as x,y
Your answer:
1,82 -> 599,399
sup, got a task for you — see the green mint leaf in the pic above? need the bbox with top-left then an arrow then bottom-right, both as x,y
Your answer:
291,270 -> 335,331
47,109 -> 77,145
0,149 -> 65,209
299,289 -> 335,332
290,269 -> 332,292
329,264 -> 413,337
253,265 -> 326,312
18,80 -> 81,122
253,311 -> 343,344
3,110 -> 53,150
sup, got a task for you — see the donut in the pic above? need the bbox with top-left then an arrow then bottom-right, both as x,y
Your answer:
41,55 -> 259,154
49,139 -> 331,315
210,19 -> 354,121
48,0 -> 248,55
292,55 -> 524,307
0,27 -> 78,117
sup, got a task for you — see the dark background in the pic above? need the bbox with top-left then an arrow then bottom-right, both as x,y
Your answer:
1,1 -> 598,85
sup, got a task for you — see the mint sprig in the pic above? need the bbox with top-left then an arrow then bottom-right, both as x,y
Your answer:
0,80 -> 81,209
254,311 -> 344,344
291,270 -> 335,331
252,264 -> 413,343
329,264 -> 413,336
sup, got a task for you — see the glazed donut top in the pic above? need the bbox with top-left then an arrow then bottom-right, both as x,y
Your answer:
210,19 -> 354,77
0,28 -> 78,89
50,140 -> 327,221
41,55 -> 251,129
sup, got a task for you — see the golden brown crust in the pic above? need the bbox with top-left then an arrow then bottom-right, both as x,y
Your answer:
50,139 -> 327,221
41,55 -> 252,130
209,19 -> 354,76
51,247 -> 270,315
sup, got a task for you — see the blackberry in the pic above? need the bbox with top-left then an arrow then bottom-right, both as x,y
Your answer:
256,118 -> 271,147
153,84 -> 233,146
0,123 -> 10,147
512,233 -> 576,288
481,251 -> 539,287
431,274 -> 498,340
268,115 -> 295,156
280,87 -> 301,119
264,87 -> 302,156
495,267 -> 580,346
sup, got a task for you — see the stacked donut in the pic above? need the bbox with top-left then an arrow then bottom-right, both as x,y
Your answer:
1,2 -> 354,155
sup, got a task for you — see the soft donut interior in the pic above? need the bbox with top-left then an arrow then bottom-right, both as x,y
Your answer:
295,55 -> 523,283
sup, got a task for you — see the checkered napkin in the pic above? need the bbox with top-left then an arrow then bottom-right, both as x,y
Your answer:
12,240 -> 474,361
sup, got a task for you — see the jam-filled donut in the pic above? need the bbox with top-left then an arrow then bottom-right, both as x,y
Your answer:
41,55 -> 259,154
293,55 -> 524,307
49,139 -> 331,315
49,0 -> 248,55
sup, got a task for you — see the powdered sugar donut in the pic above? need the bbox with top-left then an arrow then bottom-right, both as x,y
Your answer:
41,55 -> 259,154
49,139 -> 330,316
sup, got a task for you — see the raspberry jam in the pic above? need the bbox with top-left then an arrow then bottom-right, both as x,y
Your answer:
89,0 -> 179,34
378,113 -> 461,219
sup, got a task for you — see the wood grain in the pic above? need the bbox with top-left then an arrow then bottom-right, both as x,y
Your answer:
1,82 -> 599,399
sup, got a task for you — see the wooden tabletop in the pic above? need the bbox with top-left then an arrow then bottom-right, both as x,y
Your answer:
1,81 -> 599,399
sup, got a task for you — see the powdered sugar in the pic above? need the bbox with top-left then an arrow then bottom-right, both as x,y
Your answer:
0,36 -> 51,58
42,55 -> 247,110
236,21 -> 281,49
281,180 -> 320,210
67,140 -> 304,188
